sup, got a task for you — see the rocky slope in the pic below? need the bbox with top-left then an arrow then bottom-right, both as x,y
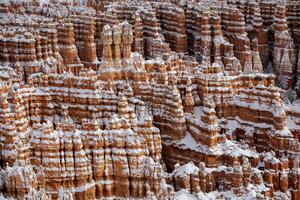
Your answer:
0,0 -> 299,199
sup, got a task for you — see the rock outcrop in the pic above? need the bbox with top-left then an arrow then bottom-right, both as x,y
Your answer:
0,1 -> 299,200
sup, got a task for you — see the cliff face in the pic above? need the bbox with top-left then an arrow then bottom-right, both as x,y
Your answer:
0,0 -> 299,200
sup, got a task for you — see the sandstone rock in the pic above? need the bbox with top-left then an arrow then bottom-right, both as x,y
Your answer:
271,5 -> 296,89
0,1 -> 299,200
57,20 -> 84,75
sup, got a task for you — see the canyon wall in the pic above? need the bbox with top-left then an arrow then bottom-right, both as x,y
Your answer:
0,0 -> 299,200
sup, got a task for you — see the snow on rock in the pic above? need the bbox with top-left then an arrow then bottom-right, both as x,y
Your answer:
0,0 -> 299,200
175,189 -> 199,200
172,162 -> 199,177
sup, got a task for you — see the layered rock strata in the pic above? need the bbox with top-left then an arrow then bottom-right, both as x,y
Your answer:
0,1 -> 299,200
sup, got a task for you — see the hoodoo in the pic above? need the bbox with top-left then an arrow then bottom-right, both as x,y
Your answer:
0,0 -> 299,200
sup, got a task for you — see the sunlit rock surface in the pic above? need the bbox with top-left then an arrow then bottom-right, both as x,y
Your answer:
0,0 -> 299,199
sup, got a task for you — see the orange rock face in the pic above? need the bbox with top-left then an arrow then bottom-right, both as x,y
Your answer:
0,1 -> 299,200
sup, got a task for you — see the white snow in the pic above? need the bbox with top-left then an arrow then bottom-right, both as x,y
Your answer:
173,162 -> 199,177
175,183 -> 272,200
181,131 -> 198,150
175,189 -> 198,200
